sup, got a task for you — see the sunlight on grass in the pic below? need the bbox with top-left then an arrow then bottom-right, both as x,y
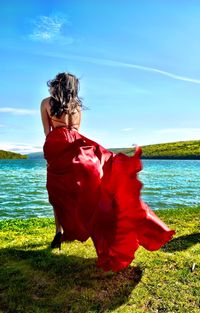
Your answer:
0,207 -> 199,312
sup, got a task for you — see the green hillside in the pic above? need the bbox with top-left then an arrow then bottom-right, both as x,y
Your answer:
13,140 -> 200,160
0,150 -> 27,159
111,140 -> 200,159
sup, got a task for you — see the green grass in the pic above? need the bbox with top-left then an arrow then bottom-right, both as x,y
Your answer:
111,140 -> 200,159
0,207 -> 199,313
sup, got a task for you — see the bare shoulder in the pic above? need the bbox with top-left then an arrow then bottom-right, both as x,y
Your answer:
41,97 -> 51,106
76,105 -> 82,113
41,97 -> 51,113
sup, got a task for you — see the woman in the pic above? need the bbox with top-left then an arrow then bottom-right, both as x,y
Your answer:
41,72 -> 175,272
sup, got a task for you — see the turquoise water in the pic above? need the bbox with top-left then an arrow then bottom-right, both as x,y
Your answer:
0,158 -> 199,220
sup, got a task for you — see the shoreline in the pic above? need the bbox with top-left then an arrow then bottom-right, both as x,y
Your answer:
0,206 -> 199,225
1,139 -> 200,160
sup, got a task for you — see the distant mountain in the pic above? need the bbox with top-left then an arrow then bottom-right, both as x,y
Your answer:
28,152 -> 44,159
0,150 -> 27,159
27,140 -> 200,160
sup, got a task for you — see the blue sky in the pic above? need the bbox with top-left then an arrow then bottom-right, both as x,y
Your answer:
1,0 -> 200,153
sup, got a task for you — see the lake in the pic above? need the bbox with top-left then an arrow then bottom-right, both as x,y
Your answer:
0,158 -> 199,220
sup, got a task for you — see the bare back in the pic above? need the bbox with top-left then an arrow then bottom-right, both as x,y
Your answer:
41,97 -> 81,136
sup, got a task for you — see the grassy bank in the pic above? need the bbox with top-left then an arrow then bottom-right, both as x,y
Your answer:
0,207 -> 199,313
111,140 -> 200,159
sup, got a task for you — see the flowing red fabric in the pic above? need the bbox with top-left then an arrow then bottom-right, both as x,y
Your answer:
44,127 -> 175,272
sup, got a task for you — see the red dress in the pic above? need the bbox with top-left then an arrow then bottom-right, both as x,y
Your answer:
43,127 -> 175,272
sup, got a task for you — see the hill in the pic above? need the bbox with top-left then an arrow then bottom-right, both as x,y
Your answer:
0,150 -> 27,159
22,140 -> 200,160
28,152 -> 44,159
111,140 -> 200,159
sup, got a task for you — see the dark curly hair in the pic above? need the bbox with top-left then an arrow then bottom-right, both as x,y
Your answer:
47,72 -> 82,118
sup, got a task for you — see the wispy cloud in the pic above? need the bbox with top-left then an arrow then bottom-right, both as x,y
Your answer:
116,62 -> 200,85
156,127 -> 200,134
38,51 -> 200,85
121,127 -> 134,132
28,14 -> 74,44
154,128 -> 200,141
0,143 -> 43,154
79,57 -> 200,85
0,107 -> 37,115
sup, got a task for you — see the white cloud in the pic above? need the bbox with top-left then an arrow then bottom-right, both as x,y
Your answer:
83,57 -> 200,85
0,143 -> 43,154
121,127 -> 134,132
150,127 -> 200,144
156,127 -> 200,135
38,51 -> 200,85
28,14 -> 73,44
119,63 -> 200,85
0,107 -> 37,115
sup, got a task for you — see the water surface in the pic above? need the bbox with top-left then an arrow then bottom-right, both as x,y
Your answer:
0,158 -> 199,220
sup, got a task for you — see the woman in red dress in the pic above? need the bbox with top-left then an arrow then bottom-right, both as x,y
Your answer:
41,72 -> 175,272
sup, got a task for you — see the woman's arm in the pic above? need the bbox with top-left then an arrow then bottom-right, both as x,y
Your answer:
40,99 -> 51,136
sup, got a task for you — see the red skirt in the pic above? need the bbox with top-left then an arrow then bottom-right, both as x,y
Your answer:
43,127 -> 175,272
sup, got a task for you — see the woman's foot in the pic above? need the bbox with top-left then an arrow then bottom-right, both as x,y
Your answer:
51,232 -> 62,250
